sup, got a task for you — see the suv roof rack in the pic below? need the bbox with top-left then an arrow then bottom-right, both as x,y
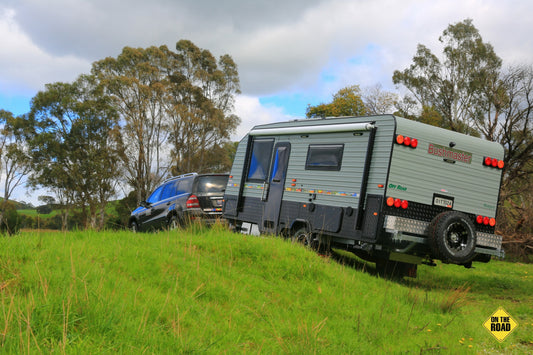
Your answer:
162,172 -> 197,184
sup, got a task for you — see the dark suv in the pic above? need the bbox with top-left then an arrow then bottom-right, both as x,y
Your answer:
129,173 -> 229,232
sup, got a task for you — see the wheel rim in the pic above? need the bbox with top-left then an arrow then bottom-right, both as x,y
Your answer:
294,230 -> 310,246
169,217 -> 179,230
444,222 -> 469,252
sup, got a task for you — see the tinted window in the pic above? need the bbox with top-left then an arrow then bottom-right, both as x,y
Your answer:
270,146 -> 289,182
176,177 -> 194,194
305,144 -> 344,171
247,139 -> 274,181
146,185 -> 164,203
160,180 -> 178,200
195,175 -> 229,194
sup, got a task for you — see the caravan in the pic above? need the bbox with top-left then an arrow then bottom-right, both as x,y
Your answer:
223,115 -> 504,277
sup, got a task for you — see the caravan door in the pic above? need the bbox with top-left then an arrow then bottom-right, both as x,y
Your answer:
261,142 -> 291,233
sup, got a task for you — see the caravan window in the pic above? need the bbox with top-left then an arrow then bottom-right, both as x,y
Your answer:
305,144 -> 344,171
247,138 -> 274,181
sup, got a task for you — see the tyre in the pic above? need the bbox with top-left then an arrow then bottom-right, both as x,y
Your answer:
168,215 -> 180,230
130,221 -> 139,233
428,211 -> 476,264
291,226 -> 313,248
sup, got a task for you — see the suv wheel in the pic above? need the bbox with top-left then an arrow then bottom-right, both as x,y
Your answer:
168,215 -> 180,230
130,221 -> 139,233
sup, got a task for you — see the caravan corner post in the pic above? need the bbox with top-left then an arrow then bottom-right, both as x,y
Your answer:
223,115 -> 504,277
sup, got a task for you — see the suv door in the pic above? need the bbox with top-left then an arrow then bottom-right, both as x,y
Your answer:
138,184 -> 164,230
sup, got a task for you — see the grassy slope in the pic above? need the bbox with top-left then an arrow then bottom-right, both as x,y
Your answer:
0,226 -> 531,353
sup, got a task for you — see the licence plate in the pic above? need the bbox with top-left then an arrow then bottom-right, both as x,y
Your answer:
433,196 -> 453,208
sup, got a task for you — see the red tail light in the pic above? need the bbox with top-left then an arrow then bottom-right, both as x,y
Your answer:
387,196 -> 409,209
396,135 -> 404,145
186,195 -> 200,209
394,198 -> 401,208
395,134 -> 418,149
483,156 -> 504,169
476,215 -> 496,227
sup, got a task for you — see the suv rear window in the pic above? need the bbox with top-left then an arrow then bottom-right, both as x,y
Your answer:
195,175 -> 229,194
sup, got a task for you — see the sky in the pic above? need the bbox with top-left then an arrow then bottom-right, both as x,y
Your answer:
1,0 -> 532,203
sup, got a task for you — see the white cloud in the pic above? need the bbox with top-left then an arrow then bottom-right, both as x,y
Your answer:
233,95 -> 295,140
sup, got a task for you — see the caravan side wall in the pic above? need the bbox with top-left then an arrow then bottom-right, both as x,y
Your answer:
224,115 -> 397,242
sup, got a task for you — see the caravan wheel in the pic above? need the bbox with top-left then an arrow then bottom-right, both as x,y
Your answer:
429,211 -> 476,264
292,227 -> 312,247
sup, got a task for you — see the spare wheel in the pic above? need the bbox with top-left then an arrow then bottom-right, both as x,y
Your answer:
429,211 -> 477,264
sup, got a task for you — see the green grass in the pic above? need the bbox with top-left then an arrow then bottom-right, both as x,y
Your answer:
17,209 -> 60,217
0,226 -> 531,353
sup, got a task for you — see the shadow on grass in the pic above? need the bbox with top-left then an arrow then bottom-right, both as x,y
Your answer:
327,249 -> 380,277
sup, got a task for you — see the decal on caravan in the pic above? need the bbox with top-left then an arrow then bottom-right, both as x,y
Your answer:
223,115 -> 504,277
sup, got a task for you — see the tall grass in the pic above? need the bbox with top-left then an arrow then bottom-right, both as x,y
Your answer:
0,225 -> 531,353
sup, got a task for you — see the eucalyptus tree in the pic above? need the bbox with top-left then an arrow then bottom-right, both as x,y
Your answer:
92,46 -> 171,203
164,40 -> 240,174
393,19 -> 502,134
26,74 -> 122,230
0,110 -> 31,233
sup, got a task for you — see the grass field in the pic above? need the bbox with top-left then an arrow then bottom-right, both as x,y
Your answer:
0,225 -> 531,353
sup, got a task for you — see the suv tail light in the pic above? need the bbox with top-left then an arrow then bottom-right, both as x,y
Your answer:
186,195 -> 200,209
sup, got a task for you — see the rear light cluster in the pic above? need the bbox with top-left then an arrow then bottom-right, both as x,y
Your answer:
395,134 -> 418,148
186,195 -> 200,209
386,197 -> 409,209
483,156 -> 504,169
476,215 -> 496,227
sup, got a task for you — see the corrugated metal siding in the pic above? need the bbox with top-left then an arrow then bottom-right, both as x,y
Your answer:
388,117 -> 503,217
365,117 -> 395,198
225,135 -> 249,196
283,130 -> 369,207
227,115 -> 397,208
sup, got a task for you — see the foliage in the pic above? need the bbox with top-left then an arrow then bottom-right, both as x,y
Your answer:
25,75 -> 122,230
166,40 -> 241,175
393,19 -> 502,133
0,201 -> 20,235
0,110 -> 31,228
362,84 -> 399,115
306,85 -> 367,118
0,229 -> 531,353
92,41 -> 240,204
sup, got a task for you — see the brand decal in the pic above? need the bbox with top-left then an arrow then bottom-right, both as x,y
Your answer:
388,183 -> 407,191
428,143 -> 472,164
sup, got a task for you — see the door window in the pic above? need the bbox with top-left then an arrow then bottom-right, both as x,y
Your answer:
176,177 -> 194,194
160,180 -> 179,200
270,146 -> 289,182
247,138 -> 274,181
146,185 -> 164,204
